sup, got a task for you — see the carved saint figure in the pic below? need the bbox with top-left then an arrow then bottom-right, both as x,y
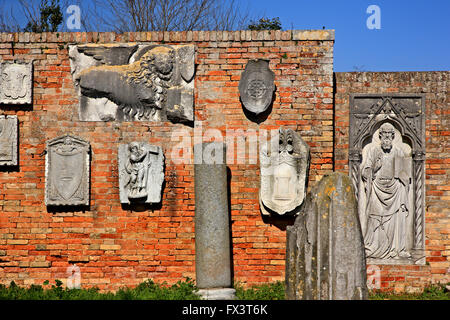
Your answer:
361,123 -> 411,259
124,142 -> 149,199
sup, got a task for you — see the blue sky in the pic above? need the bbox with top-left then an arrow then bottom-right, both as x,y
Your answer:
2,0 -> 449,72
247,0 -> 450,71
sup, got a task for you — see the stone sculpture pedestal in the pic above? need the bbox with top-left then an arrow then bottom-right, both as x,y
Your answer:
194,142 -> 235,300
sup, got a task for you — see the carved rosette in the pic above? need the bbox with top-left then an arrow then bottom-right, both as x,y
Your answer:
118,142 -> 164,205
45,135 -> 90,206
239,59 -> 275,115
0,115 -> 18,166
259,128 -> 310,216
0,62 -> 33,104
349,94 -> 426,265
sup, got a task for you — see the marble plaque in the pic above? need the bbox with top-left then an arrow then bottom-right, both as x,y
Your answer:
69,44 -> 195,123
0,115 -> 18,166
260,127 -> 309,216
118,142 -> 164,204
45,135 -> 90,206
349,94 -> 425,265
0,62 -> 33,104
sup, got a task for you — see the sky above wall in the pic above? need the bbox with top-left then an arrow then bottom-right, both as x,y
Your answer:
2,0 -> 449,72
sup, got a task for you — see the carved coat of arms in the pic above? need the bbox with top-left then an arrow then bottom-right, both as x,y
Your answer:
118,142 -> 164,204
45,135 -> 90,206
239,59 -> 275,115
0,62 -> 33,104
259,128 -> 310,216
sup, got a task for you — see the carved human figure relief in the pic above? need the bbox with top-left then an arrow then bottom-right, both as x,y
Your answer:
349,94 -> 425,265
69,44 -> 195,123
359,123 -> 412,260
0,115 -> 18,166
45,135 -> 90,206
259,128 -> 309,216
118,142 -> 164,204
0,62 -> 33,104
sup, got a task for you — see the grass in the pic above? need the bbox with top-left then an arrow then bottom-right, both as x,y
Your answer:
0,279 -> 448,300
0,278 -> 201,300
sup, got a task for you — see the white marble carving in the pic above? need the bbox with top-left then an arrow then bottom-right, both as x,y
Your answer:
69,44 -> 195,123
0,62 -> 33,104
0,115 -> 18,166
359,123 -> 413,261
45,135 -> 90,206
118,142 -> 164,204
259,128 -> 309,216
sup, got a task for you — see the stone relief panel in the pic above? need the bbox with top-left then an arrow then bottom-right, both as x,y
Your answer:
118,142 -> 164,204
69,44 -> 195,123
259,128 -> 310,216
0,62 -> 33,105
239,59 -> 275,115
45,135 -> 90,206
349,94 -> 425,265
0,115 -> 18,166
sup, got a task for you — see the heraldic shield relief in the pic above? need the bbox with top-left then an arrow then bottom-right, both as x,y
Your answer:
0,62 -> 33,105
259,128 -> 310,216
45,135 -> 90,206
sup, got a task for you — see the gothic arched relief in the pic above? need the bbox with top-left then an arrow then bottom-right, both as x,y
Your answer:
349,94 -> 425,265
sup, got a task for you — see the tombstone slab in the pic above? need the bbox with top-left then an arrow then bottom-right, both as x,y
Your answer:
286,172 -> 368,300
0,115 -> 18,166
0,62 -> 33,104
118,142 -> 164,204
45,135 -> 90,206
239,59 -> 275,115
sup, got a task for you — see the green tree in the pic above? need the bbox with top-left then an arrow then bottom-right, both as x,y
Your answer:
23,0 -> 63,32
247,17 -> 282,31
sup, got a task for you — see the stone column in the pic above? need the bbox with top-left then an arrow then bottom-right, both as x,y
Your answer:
194,142 -> 235,300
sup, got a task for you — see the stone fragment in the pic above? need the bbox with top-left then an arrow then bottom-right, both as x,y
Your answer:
45,135 -> 90,206
69,44 -> 195,123
239,59 -> 275,115
118,142 -> 164,204
194,142 -> 235,299
260,127 -> 309,216
286,172 -> 368,300
0,62 -> 33,105
0,115 -> 18,166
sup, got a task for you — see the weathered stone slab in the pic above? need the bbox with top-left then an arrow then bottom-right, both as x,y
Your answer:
0,62 -> 33,104
349,94 -> 426,265
194,142 -> 235,299
0,115 -> 18,166
239,59 -> 275,115
69,44 -> 195,123
286,172 -> 368,300
260,127 -> 309,216
45,135 -> 90,206
118,142 -> 164,204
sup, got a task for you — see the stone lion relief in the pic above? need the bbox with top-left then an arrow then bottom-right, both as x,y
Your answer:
69,44 -> 194,123
259,128 -> 309,216
0,62 -> 33,104
45,135 -> 90,206
118,142 -> 164,204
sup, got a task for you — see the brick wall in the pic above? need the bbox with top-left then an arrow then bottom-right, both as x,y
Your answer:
0,30 -> 334,291
335,72 -> 450,292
